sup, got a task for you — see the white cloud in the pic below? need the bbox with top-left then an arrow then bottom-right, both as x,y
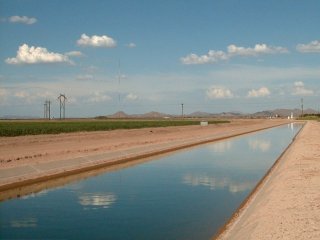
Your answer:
77,33 -> 117,48
0,88 -> 8,104
5,44 -> 72,65
14,90 -> 30,98
12,89 -> 56,104
9,15 -> 37,25
126,43 -> 136,48
181,43 -> 288,65
296,40 -> 320,53
247,87 -> 270,98
65,51 -> 84,57
292,81 -> 314,96
0,88 -> 8,97
86,92 -> 112,103
125,93 -> 138,101
294,81 -> 304,87
76,74 -> 94,81
206,86 -> 234,99
228,44 -> 288,56
181,50 -> 228,65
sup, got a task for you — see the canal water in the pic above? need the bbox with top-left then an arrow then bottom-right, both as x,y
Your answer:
0,123 -> 302,240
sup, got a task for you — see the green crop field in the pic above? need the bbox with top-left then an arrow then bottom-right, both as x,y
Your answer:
0,119 -> 229,137
297,114 -> 320,121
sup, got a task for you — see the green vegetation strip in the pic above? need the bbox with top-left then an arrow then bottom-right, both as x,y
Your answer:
0,120 -> 229,137
297,114 -> 320,121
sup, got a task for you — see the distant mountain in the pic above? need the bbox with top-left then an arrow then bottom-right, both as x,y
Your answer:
252,108 -> 317,118
107,111 -> 172,119
136,111 -> 172,118
188,111 -> 215,117
108,111 -> 130,118
188,111 -> 244,118
102,108 -> 318,119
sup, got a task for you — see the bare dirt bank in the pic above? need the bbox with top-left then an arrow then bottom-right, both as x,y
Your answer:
0,119 -> 288,191
215,121 -> 320,240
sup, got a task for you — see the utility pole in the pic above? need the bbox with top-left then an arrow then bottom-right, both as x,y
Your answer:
118,60 -> 121,118
181,103 -> 184,118
301,98 -> 304,116
58,94 -> 67,120
44,100 -> 51,119
44,102 -> 47,119
48,100 -> 51,119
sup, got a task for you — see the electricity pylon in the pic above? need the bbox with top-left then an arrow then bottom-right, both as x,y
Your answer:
58,94 -> 67,120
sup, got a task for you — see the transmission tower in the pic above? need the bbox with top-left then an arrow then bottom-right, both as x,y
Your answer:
301,98 -> 304,116
58,94 -> 67,120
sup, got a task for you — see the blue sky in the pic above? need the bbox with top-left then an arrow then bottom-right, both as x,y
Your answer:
1,0 -> 320,117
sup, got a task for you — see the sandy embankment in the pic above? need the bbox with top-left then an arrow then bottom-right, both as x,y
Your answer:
0,119 -> 287,190
215,121 -> 320,240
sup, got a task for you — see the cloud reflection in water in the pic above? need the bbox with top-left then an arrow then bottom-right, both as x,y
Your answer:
183,174 -> 255,193
10,218 -> 37,228
208,140 -> 232,153
248,139 -> 271,152
78,192 -> 117,210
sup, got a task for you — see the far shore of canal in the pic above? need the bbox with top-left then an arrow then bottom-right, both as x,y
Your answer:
215,120 -> 320,240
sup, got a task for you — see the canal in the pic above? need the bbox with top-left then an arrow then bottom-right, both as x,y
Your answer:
0,123 -> 302,240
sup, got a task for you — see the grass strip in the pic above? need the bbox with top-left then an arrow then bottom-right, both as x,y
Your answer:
0,120 -> 229,137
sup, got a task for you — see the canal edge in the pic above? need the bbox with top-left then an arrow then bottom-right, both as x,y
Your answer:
212,121 -> 306,240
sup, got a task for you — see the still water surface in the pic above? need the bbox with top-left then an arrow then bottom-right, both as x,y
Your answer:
0,123 -> 302,240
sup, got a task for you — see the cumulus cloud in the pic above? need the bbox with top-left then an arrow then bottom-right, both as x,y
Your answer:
0,88 -> 8,104
14,90 -> 30,98
76,74 -> 94,81
125,93 -> 138,101
9,15 -> 37,25
247,87 -> 270,98
206,86 -> 234,99
296,40 -> 320,53
5,44 -> 72,65
181,43 -> 288,65
181,50 -> 228,65
294,81 -> 304,87
228,44 -> 288,56
77,34 -> 117,48
86,92 -> 112,103
292,81 -> 314,96
126,43 -> 136,48
65,51 -> 84,57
